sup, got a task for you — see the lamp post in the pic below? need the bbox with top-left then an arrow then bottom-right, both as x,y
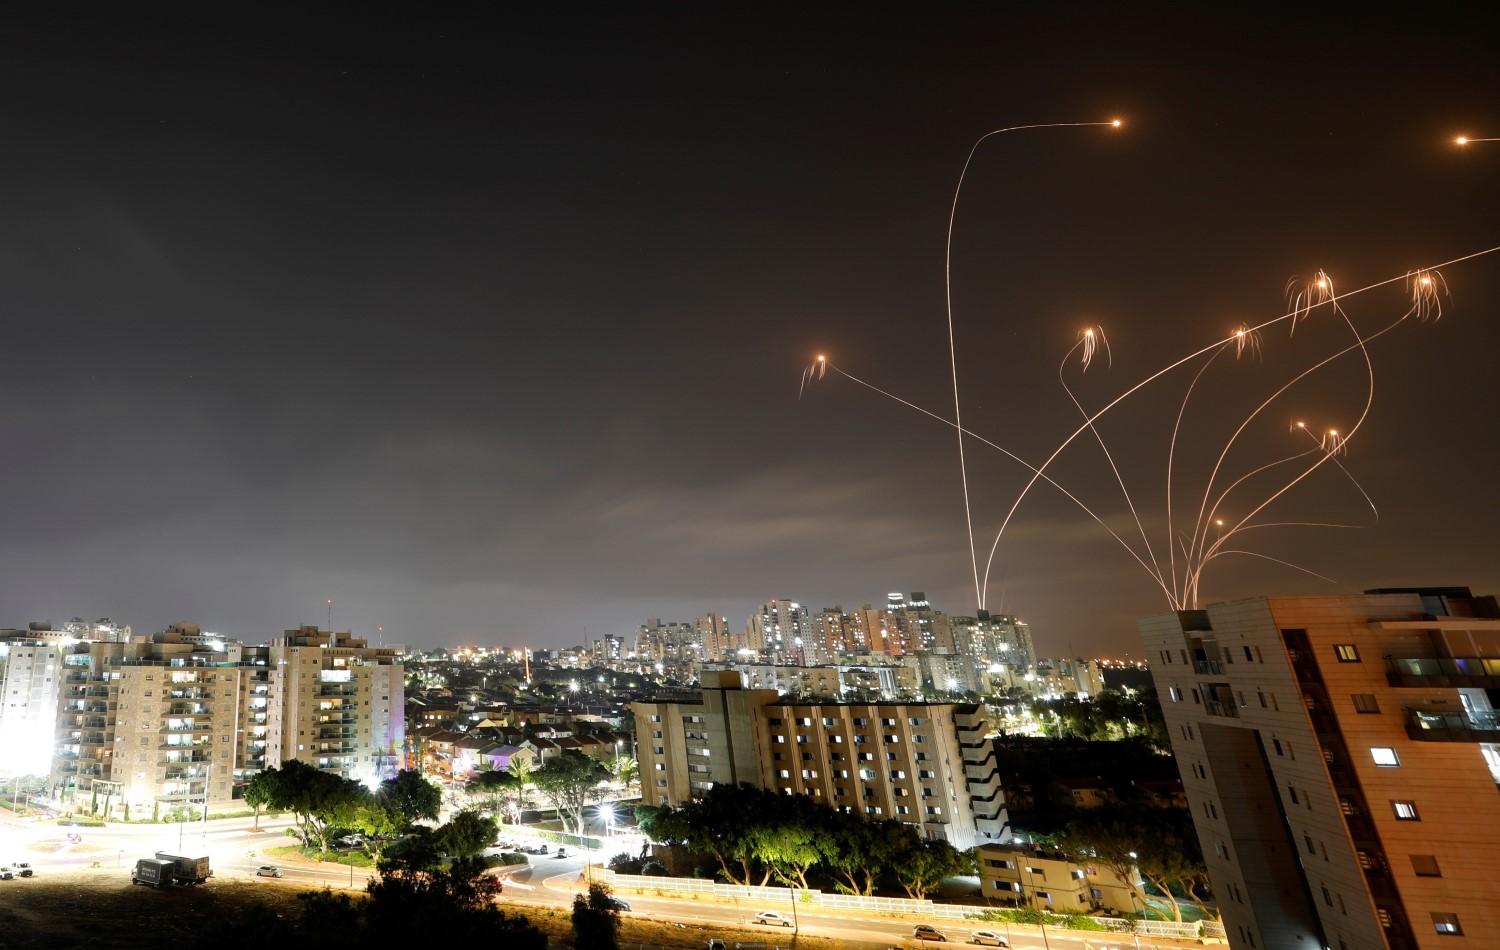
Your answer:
1127,851 -> 1143,950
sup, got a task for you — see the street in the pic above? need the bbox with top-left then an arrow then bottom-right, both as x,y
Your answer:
0,812 -> 1188,949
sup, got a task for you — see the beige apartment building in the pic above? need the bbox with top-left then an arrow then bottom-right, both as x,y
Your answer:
633,670 -> 1006,848
53,628 -> 261,813
50,624 -> 403,816
265,626 -> 404,782
976,842 -> 1143,915
1141,588 -> 1500,950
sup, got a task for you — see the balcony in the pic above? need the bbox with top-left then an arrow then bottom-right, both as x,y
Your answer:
1194,659 -> 1224,676
1387,656 -> 1500,689
1204,699 -> 1240,719
1405,708 -> 1500,742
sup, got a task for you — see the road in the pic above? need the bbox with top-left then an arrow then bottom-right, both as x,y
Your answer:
0,813 -> 1186,949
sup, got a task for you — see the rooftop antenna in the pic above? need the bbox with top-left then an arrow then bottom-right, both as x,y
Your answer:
326,598 -> 333,632
377,624 -> 384,648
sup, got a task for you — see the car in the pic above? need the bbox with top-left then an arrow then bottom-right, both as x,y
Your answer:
754,911 -> 793,928
913,925 -> 947,942
255,865 -> 282,878
555,848 -> 568,859
707,940 -> 727,950
65,833 -> 82,844
0,867 -> 13,880
12,863 -> 33,878
970,931 -> 1008,947
535,844 -> 549,855
604,896 -> 631,912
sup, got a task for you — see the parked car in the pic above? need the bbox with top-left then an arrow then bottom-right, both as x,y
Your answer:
536,844 -> 550,855
913,925 -> 947,942
255,865 -> 282,878
970,931 -> 1008,947
555,848 -> 568,859
754,911 -> 793,928
12,863 -> 33,878
0,867 -> 14,880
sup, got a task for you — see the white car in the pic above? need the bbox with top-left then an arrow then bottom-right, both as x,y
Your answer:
0,867 -> 13,881
971,931 -> 1008,947
255,865 -> 282,878
754,911 -> 792,928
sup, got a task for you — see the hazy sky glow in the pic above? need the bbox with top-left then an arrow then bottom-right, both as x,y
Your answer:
2,9 -> 1497,654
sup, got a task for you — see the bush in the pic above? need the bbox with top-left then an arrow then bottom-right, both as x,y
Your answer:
58,818 -> 106,828
640,860 -> 668,876
489,852 -> 528,867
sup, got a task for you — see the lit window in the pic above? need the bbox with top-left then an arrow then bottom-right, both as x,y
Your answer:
1392,800 -> 1420,820
1431,913 -> 1462,935
1334,644 -> 1360,662
1370,747 -> 1400,767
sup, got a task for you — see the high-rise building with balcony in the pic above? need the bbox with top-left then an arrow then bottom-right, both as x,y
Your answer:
1141,587 -> 1500,950
265,626 -> 404,784
0,629 -> 71,777
632,670 -> 1006,849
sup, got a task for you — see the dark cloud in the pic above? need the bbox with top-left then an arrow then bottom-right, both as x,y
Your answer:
0,9 -> 1496,652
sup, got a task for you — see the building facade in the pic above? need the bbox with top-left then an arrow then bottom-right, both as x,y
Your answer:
977,842 -> 1144,915
1141,588 -> 1500,950
633,671 -> 1007,849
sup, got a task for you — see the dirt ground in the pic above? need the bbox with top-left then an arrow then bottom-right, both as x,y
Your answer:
0,868 -> 844,950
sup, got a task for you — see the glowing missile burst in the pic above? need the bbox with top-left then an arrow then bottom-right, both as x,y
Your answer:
1233,323 -> 1262,360
1078,326 -> 1112,372
797,353 -> 829,399
1407,269 -> 1448,321
1286,270 -> 1335,337
1322,428 -> 1348,456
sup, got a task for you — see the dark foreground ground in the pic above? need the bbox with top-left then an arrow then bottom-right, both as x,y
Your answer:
0,868 -> 845,950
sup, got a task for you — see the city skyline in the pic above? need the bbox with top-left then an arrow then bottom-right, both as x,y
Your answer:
2,10 -> 1498,653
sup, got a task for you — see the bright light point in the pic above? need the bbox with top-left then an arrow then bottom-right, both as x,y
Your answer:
816,354 -> 826,361
1235,329 -> 1244,336
1456,136 -> 1468,146
1215,519 -> 1224,527
1315,278 -> 1328,289
1110,118 -> 1122,128
1420,275 -> 1432,286
1329,429 -> 1339,436
1296,421 -> 1306,428
1084,328 -> 1094,336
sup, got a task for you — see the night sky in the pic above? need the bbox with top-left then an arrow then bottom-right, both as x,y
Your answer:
2,9 -> 1497,655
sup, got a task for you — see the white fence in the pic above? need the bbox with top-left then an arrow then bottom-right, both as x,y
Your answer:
595,869 -> 1220,939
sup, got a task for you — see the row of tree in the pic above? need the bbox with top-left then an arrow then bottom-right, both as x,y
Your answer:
463,750 -> 617,835
637,783 -> 973,898
243,761 -> 447,854
1046,802 -> 1214,922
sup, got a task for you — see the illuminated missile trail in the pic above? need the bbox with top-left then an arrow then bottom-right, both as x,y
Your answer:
942,119 -> 1124,610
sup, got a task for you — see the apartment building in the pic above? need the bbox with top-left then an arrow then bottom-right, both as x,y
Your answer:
0,630 -> 70,776
1141,588 -> 1500,950
265,626 -> 404,782
633,671 -> 1006,849
52,629 -> 260,813
976,842 -> 1143,915
697,661 -> 919,700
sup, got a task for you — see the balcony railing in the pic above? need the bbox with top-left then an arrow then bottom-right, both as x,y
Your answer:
1406,708 -> 1500,742
1194,659 -> 1224,676
1204,699 -> 1240,719
1387,656 -> 1500,688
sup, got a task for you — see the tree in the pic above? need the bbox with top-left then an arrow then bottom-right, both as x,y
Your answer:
434,809 -> 498,859
261,760 -> 368,854
571,882 -> 622,950
611,754 -> 639,791
749,794 -> 827,889
1054,802 -> 1159,918
532,751 -> 610,835
509,758 -> 535,812
379,769 -> 441,829
825,814 -> 898,896
890,831 -> 973,899
467,768 -> 521,819
244,770 -> 278,831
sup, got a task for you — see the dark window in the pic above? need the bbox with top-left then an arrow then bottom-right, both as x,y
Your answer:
1334,644 -> 1360,662
1410,855 -> 1442,877
1272,737 -> 1283,756
1288,784 -> 1299,804
1352,694 -> 1380,713
1243,646 -> 1253,661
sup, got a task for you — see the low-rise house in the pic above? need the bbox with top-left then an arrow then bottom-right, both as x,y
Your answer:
977,842 -> 1143,915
